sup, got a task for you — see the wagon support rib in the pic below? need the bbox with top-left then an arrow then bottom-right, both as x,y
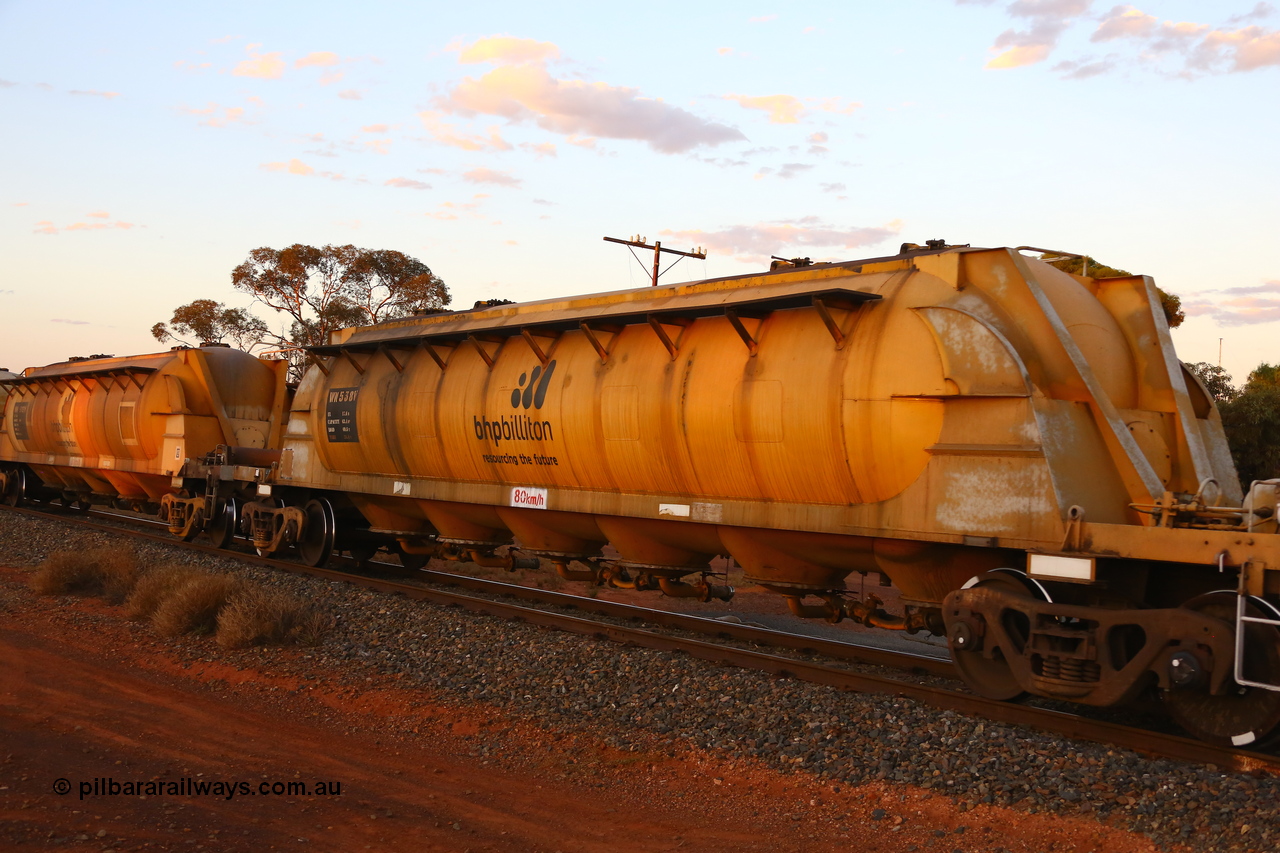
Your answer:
306,284 -> 883,369
520,328 -> 560,367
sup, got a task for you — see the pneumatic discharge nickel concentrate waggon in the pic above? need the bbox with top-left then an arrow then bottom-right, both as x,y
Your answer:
3,242 -> 1279,747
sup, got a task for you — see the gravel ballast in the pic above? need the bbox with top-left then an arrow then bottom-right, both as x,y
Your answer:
2,510 -> 1277,852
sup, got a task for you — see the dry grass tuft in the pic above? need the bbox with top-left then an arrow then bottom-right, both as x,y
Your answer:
150,573 -> 243,637
34,551 -> 330,648
216,587 -> 333,649
29,548 -> 141,602
123,566 -> 192,621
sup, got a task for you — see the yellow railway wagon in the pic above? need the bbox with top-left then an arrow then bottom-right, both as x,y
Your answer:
282,245 -> 1241,590
0,345 -> 288,513
258,243 -> 1280,745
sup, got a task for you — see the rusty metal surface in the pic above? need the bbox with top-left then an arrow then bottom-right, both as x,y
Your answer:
5,503 -> 1277,775
0,348 -> 288,503
279,245 -> 1276,608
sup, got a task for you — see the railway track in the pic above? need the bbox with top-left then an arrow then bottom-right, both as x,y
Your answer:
5,502 -> 1278,776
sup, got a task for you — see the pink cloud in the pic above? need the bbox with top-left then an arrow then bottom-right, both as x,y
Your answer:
68,89 -> 120,99
233,49 -> 285,79
262,158 -> 314,175
660,218 -> 901,264
1184,280 -> 1280,325
453,36 -> 560,65
725,94 -> 805,123
179,102 -> 250,128
35,218 -> 138,235
521,141 -> 557,157
260,159 -> 343,180
418,111 -> 513,151
436,43 -> 744,154
338,89 -> 362,100
1092,5 -> 1158,41
975,2 -> 1280,75
295,51 -> 339,68
724,94 -> 860,124
384,177 -> 431,190
425,194 -> 489,220
463,167 -> 521,187
984,0 -> 1093,69
1223,280 -> 1280,295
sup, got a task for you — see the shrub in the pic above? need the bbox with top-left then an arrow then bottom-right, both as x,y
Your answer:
29,548 -> 140,602
150,573 -> 242,637
216,586 -> 332,649
124,566 -> 191,621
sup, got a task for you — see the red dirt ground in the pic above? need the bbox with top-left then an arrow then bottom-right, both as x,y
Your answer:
0,564 -> 1175,853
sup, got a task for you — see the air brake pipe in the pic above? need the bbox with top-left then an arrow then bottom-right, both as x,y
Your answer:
553,560 -> 600,582
657,576 -> 735,603
785,594 -> 909,629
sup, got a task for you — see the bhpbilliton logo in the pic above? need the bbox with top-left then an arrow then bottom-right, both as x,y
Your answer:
511,361 -> 556,410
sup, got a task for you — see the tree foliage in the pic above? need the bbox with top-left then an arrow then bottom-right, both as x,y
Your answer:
1186,362 -> 1280,487
1185,362 -> 1237,403
154,244 -> 450,379
230,244 -> 449,351
1219,363 -> 1280,486
1041,253 -> 1184,329
151,299 -> 269,350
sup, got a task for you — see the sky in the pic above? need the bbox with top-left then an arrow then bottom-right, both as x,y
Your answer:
1,0 -> 1277,384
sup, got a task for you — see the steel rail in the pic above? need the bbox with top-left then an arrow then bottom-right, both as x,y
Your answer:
4,503 -> 1278,775
79,507 -> 958,677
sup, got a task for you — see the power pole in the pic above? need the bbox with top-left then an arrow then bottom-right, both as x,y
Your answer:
603,235 -> 706,286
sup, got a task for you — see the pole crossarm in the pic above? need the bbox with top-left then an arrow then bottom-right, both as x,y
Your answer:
603,235 -> 707,287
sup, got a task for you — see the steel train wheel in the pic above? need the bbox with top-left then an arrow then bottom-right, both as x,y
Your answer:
394,544 -> 429,571
345,541 -> 379,567
1,468 -> 24,507
1164,592 -> 1280,748
951,570 -> 1047,702
296,498 -> 336,568
208,499 -> 239,550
